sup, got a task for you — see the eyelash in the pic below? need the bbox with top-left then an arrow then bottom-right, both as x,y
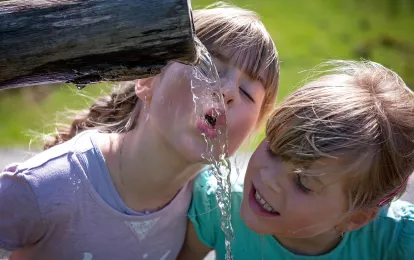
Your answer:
267,146 -> 312,193
295,173 -> 313,193
240,87 -> 254,102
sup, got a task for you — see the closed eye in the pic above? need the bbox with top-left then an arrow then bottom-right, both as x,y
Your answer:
240,87 -> 254,102
295,173 -> 313,193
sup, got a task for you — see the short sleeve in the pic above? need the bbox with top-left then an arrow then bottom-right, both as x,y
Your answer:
0,168 -> 44,250
187,170 -> 221,248
395,203 -> 414,259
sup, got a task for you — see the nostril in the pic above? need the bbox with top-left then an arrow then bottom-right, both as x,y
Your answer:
226,98 -> 233,105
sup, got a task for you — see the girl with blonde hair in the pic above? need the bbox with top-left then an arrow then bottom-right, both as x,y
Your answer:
182,60 -> 414,260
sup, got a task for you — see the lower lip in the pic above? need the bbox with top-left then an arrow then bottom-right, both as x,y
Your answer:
196,119 -> 217,138
249,184 -> 280,217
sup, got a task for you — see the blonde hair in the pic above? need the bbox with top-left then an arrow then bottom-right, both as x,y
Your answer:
44,2 -> 279,150
266,60 -> 414,210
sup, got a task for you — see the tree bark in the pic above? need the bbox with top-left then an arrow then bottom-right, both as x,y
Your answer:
0,0 -> 197,89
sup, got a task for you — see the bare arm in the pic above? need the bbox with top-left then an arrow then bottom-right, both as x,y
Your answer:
178,220 -> 212,260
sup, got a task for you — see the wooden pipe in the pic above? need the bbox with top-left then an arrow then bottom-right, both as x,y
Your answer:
0,0 -> 198,89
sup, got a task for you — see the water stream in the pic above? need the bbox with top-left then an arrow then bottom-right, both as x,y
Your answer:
190,38 -> 234,260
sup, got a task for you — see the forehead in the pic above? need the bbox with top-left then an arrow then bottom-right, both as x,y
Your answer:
208,46 -> 268,86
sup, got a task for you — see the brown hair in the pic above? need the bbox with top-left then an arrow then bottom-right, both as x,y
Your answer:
266,60 -> 414,210
44,2 -> 279,150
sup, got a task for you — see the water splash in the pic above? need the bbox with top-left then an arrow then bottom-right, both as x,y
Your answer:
190,38 -> 234,260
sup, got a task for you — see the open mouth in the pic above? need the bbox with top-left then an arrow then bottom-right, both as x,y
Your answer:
205,113 -> 216,127
196,107 -> 226,138
249,184 -> 280,216
255,190 -> 277,213
204,107 -> 225,128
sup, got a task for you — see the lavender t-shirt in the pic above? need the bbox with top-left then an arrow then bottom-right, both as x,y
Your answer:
0,132 -> 193,260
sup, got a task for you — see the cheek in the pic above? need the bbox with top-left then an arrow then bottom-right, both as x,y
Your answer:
153,81 -> 193,115
283,199 -> 343,234
227,112 -> 258,150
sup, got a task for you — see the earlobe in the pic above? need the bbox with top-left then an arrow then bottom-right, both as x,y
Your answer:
345,208 -> 379,232
135,77 -> 155,102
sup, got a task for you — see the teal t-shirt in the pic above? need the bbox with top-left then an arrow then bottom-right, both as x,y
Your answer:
188,171 -> 414,260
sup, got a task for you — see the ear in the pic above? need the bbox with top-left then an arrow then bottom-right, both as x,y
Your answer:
340,208 -> 379,232
135,77 -> 155,102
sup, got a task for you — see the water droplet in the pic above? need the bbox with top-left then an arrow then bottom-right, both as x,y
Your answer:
76,84 -> 87,90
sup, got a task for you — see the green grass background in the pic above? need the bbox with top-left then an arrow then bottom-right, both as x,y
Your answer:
1,0 -> 413,148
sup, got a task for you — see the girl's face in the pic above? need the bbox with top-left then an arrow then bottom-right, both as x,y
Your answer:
140,54 -> 265,163
240,140 -> 349,238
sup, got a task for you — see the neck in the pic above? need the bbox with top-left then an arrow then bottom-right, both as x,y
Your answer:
102,124 -> 203,213
274,231 -> 343,256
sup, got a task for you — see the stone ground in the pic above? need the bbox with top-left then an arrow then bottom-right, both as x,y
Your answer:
0,149 -> 413,259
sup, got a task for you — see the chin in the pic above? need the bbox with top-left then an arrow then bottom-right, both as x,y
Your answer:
240,200 -> 259,231
241,214 -> 269,235
181,150 -> 206,164
173,131 -> 231,163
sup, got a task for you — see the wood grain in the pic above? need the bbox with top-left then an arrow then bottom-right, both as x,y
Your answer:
0,0 -> 197,89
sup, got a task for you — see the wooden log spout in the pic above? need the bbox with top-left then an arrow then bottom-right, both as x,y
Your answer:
0,0 -> 198,89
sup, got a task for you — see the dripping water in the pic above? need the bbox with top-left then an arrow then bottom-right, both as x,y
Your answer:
191,38 -> 234,260
75,84 -> 87,90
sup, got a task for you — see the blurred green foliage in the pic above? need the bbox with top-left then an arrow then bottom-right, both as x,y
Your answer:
0,0 -> 413,148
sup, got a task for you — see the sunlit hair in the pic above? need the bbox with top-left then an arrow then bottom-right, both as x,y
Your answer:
266,60 -> 414,210
193,2 -> 279,122
43,2 -> 279,150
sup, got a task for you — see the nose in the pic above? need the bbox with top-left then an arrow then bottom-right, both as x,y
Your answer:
221,70 -> 241,107
260,168 -> 283,194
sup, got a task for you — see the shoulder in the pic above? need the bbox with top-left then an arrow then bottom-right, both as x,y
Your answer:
16,130 -> 98,173
375,200 -> 414,234
15,141 -> 77,190
5,133 -> 99,217
355,200 -> 414,258
193,168 -> 218,196
192,167 -> 244,216
188,167 -> 244,247
381,200 -> 414,221
15,131 -> 99,186
381,200 -> 414,258
193,166 -> 244,198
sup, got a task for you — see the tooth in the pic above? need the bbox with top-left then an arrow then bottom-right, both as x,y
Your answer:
255,191 -> 277,212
